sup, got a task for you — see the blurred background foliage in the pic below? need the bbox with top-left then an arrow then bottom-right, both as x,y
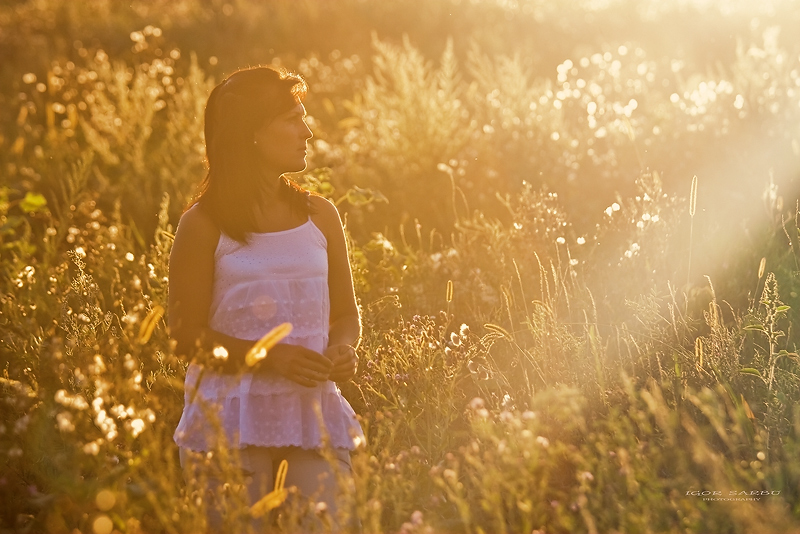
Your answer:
2,0 -> 800,532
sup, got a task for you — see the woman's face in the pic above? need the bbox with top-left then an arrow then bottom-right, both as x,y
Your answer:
253,103 -> 313,175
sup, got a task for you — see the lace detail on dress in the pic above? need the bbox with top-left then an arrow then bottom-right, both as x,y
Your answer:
174,219 -> 364,451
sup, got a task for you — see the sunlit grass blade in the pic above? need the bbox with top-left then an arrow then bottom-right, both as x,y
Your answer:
484,323 -> 512,339
137,305 -> 164,344
741,394 -> 756,421
687,175 -> 698,286
758,257 -> 766,279
245,322 -> 293,367
695,337 -> 703,370
250,459 -> 289,518
446,279 -> 454,303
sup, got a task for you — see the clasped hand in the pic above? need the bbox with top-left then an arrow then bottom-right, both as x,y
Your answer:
264,343 -> 357,387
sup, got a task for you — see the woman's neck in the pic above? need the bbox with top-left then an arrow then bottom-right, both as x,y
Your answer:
256,174 -> 284,202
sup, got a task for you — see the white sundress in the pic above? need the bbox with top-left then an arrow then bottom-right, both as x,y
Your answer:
173,218 -> 364,451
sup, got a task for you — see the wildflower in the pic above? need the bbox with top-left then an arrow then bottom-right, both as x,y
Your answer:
443,469 -> 457,483
459,323 -> 469,336
536,436 -> 550,448
14,415 -> 30,434
579,471 -> 594,482
411,510 -> 424,525
556,237 -> 565,244
449,332 -> 461,347
468,360 -> 490,380
130,418 -> 145,437
212,345 -> 229,360
468,397 -> 485,410
83,440 -> 101,455
56,412 -> 74,432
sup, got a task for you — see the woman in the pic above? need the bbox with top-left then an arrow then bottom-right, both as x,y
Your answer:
169,65 -> 363,527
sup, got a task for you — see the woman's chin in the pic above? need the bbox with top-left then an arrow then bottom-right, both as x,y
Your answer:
288,160 -> 309,174
269,157 -> 308,176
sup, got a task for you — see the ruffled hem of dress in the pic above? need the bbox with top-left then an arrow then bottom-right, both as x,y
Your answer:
173,389 -> 364,452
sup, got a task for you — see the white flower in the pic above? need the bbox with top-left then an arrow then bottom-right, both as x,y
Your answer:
130,418 -> 145,437
469,397 -> 485,410
212,345 -> 229,360
83,440 -> 101,455
56,412 -> 75,432
411,510 -> 423,525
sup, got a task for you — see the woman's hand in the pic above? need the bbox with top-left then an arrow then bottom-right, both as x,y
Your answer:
324,344 -> 358,383
262,344 -> 333,388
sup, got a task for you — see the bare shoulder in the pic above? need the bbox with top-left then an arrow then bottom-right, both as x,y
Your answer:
308,193 -> 339,217
173,203 -> 220,253
308,194 -> 343,236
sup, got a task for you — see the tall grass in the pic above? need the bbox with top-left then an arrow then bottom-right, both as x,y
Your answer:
2,1 -> 800,532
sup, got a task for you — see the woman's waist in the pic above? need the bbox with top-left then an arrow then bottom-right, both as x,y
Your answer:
209,279 -> 330,336
185,362 -> 339,398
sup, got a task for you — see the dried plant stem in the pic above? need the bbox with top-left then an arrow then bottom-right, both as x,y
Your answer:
687,175 -> 698,287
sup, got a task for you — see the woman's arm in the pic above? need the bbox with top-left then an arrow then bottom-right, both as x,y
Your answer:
168,204 -> 331,385
168,204 -> 220,361
311,196 -> 361,382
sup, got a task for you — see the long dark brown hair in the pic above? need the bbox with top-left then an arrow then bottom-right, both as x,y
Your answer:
191,65 -> 312,243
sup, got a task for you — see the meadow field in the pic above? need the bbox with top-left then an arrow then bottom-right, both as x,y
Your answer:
2,0 -> 800,532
